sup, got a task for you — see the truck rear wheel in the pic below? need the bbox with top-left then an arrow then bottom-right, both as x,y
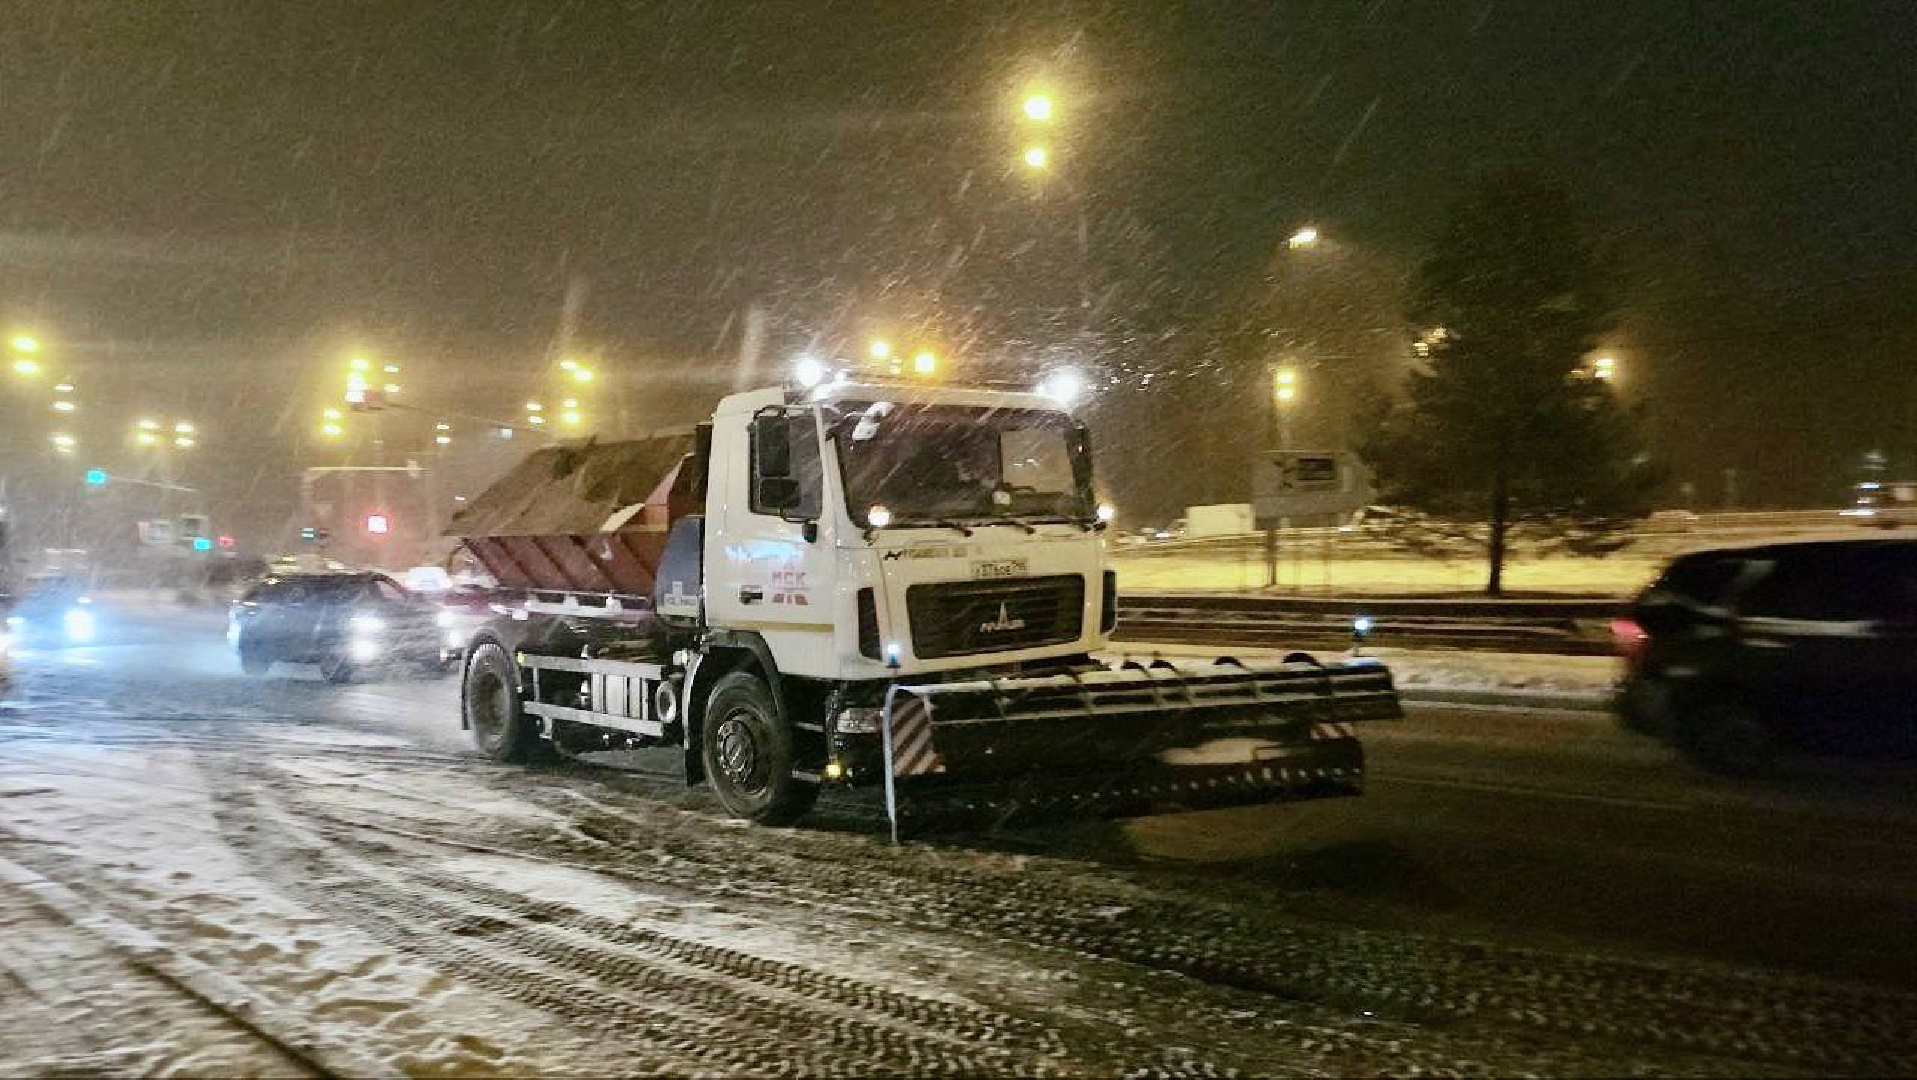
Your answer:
465,642 -> 542,764
701,672 -> 818,825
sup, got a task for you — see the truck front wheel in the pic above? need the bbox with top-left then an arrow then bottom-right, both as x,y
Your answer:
465,642 -> 542,763
701,672 -> 818,825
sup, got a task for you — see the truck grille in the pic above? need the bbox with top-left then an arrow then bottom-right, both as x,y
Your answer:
906,576 -> 1086,659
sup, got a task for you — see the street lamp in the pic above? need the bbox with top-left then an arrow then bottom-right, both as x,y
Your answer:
10,335 -> 39,354
1022,146 -> 1050,170
868,339 -> 892,362
1287,226 -> 1319,250
912,350 -> 937,375
1593,355 -> 1618,382
1022,93 -> 1053,121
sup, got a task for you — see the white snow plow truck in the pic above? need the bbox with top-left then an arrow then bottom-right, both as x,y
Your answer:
448,381 -> 1400,834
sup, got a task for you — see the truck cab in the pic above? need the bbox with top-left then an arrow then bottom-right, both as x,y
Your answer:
699,383 -> 1113,685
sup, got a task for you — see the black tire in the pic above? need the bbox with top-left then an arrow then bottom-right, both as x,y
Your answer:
465,642 -> 542,763
1676,697 -> 1777,777
238,642 -> 272,676
319,654 -> 356,684
700,672 -> 818,825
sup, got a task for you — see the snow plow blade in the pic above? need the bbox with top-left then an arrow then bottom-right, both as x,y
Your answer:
877,657 -> 1400,836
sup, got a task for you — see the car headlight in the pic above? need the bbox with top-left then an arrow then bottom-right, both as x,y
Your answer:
64,607 -> 96,643
348,614 -> 385,634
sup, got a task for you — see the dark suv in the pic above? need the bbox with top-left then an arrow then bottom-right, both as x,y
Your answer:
1615,539 -> 1917,773
228,571 -> 457,682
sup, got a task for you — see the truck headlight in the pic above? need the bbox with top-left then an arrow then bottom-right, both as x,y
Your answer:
64,607 -> 96,643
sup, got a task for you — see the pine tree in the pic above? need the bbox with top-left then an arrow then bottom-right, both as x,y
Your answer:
1363,170 -> 1658,595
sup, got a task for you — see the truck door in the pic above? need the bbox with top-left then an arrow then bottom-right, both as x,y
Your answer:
706,409 -> 836,676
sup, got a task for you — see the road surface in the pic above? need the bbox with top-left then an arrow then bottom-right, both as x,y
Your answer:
3,600 -> 1914,1076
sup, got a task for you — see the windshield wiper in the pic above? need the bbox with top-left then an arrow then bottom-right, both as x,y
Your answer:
928,519 -> 975,537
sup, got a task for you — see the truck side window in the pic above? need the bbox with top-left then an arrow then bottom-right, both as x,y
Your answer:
750,415 -> 822,518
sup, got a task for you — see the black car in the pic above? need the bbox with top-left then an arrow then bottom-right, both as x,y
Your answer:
1614,539 -> 1917,773
228,571 -> 458,682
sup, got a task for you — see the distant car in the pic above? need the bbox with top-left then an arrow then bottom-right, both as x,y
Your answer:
1614,539 -> 1917,774
228,571 -> 458,683
6,575 -> 99,647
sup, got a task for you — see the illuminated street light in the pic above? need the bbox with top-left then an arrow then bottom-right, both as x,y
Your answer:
435,434 -> 452,446
1287,226 -> 1319,249
560,410 -> 582,426
527,414 -> 546,426
1593,355 -> 1618,382
525,401 -> 543,412
137,418 -> 160,431
49,433 -> 76,451
174,421 -> 194,434
570,366 -> 594,383
559,359 -> 578,371
868,339 -> 892,362
561,398 -> 579,410
1022,146 -> 1050,170
320,422 -> 344,438
324,408 -> 342,421
1023,93 -> 1053,121
53,382 -> 73,394
51,400 -> 75,413
173,436 -> 196,450
10,335 -> 39,353
10,358 -> 40,376
1274,367 -> 1299,404
135,431 -> 160,447
434,421 -> 450,431
912,350 -> 937,375
349,357 -> 372,372
382,363 -> 400,375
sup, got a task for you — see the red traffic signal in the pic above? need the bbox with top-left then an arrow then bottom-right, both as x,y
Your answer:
365,513 -> 390,535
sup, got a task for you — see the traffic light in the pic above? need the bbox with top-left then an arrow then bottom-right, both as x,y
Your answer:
365,513 -> 390,536
84,468 -> 108,486
217,535 -> 236,550
191,536 -> 213,552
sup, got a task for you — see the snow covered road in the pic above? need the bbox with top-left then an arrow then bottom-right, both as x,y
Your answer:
4,603 -> 1916,1076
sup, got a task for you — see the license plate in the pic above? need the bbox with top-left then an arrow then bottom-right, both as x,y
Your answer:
971,558 -> 1028,580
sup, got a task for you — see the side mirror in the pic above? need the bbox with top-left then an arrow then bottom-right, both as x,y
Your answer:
756,476 -> 802,512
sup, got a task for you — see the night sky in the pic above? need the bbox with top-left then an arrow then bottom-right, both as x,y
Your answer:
4,0 -> 1915,541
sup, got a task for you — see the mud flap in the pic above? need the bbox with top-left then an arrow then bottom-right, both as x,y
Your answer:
877,657 -> 1401,841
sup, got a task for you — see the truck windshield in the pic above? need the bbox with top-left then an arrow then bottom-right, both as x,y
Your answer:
832,402 -> 1094,524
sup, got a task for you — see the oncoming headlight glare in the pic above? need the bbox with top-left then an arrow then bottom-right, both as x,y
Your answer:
348,614 -> 386,635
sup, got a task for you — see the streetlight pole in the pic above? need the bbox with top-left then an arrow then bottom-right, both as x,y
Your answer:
1264,366 -> 1298,589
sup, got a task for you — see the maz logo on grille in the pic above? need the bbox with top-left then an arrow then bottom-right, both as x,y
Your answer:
978,602 -> 1027,634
